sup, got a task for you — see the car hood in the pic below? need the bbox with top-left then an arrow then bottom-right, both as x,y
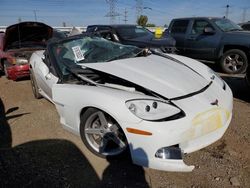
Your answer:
226,30 -> 250,36
223,30 -> 250,43
4,22 -> 53,50
82,55 -> 209,99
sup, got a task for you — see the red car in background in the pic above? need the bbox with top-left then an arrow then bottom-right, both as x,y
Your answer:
0,22 -> 53,80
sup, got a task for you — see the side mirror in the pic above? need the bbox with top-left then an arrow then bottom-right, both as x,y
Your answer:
204,26 -> 215,34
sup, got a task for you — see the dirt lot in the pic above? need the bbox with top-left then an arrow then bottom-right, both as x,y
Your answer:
0,73 -> 249,188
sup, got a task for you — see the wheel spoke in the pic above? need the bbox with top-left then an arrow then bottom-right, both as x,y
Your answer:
226,56 -> 232,61
85,128 -> 102,135
97,111 -> 108,127
232,65 -> 238,72
237,61 -> 244,66
225,63 -> 232,69
234,54 -> 239,61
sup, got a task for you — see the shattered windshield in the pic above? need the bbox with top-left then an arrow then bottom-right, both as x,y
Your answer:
52,36 -> 142,76
53,36 -> 141,65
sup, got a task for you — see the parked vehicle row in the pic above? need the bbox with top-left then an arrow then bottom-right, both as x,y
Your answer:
167,17 -> 250,74
1,17 -> 250,81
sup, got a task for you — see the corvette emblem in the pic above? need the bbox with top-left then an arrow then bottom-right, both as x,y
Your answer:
211,99 -> 219,106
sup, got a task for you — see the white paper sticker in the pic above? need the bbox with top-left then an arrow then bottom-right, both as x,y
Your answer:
72,46 -> 85,61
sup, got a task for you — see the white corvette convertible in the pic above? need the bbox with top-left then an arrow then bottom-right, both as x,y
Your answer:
29,35 -> 233,172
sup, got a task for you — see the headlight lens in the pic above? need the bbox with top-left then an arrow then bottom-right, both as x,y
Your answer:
126,99 -> 182,121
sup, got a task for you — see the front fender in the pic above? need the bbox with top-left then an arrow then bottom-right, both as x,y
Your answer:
52,84 -> 150,134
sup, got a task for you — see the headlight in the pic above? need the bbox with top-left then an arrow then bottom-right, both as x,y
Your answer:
208,68 -> 225,89
14,58 -> 29,65
126,99 -> 182,121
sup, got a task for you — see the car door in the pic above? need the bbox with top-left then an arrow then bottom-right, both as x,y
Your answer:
169,19 -> 190,54
184,19 -> 221,60
34,52 -> 58,101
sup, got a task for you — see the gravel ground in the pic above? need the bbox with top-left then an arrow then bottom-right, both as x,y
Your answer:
0,74 -> 249,188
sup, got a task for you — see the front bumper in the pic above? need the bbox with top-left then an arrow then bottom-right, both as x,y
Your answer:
124,82 -> 233,172
7,64 -> 30,80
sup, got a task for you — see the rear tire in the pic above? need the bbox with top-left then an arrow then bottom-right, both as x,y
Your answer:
80,108 -> 128,158
220,49 -> 248,74
30,69 -> 42,99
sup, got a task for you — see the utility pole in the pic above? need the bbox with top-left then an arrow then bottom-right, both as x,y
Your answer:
123,8 -> 128,24
33,10 -> 37,21
105,0 -> 119,24
225,4 -> 230,18
135,0 -> 143,21
18,17 -> 22,23
242,8 -> 249,22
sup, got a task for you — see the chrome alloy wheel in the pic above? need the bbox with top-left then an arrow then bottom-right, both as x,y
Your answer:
223,54 -> 244,73
84,110 -> 127,156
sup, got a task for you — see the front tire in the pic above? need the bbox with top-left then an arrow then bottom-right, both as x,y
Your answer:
30,69 -> 42,99
80,108 -> 128,158
220,49 -> 248,74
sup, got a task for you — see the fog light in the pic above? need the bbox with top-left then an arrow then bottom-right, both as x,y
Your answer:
155,146 -> 183,159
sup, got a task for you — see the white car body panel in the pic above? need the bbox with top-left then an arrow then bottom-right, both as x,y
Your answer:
31,51 -> 58,102
29,49 -> 233,172
80,55 -> 209,99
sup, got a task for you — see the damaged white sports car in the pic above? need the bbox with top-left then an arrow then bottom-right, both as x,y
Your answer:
29,35 -> 233,172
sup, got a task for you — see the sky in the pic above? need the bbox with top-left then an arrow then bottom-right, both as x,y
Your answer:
0,0 -> 250,27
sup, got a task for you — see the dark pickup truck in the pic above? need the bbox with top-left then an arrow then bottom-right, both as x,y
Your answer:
167,17 -> 250,74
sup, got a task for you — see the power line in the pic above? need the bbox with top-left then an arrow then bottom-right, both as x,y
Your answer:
123,8 -> 128,24
105,0 -> 120,24
135,0 -> 143,20
241,7 -> 250,22
33,10 -> 37,21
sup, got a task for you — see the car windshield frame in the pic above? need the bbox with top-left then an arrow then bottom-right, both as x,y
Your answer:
212,18 -> 243,32
47,34 -> 142,78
